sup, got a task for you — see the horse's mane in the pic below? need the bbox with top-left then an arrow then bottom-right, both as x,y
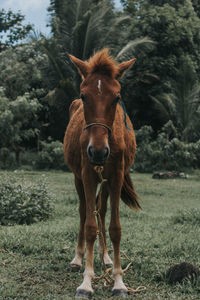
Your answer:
87,48 -> 118,78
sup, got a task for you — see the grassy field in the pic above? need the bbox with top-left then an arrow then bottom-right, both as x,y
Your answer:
0,170 -> 200,299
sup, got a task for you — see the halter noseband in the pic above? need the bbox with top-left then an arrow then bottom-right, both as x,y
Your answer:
83,122 -> 112,138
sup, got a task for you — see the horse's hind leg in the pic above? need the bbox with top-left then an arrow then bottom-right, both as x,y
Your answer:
98,184 -> 113,267
70,176 -> 86,270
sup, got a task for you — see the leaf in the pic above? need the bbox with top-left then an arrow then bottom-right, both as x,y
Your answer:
116,37 -> 155,60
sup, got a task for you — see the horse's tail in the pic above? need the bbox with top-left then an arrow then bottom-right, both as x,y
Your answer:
121,173 -> 141,210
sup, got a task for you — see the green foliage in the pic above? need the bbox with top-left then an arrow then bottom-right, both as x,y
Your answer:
35,139 -> 67,170
152,57 -> 200,142
0,42 -> 54,147
0,147 -> 16,169
134,122 -> 200,172
45,0 -> 154,91
37,3 -> 140,143
121,0 -> 200,130
0,9 -> 32,49
0,0 -> 200,170
44,0 -> 115,95
40,0 -> 154,140
41,0 -> 124,132
192,0 -> 200,18
0,175 -> 53,225
0,89 -> 41,165
0,42 -> 47,99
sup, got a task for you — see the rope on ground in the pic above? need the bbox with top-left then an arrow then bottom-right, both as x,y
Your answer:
93,166 -> 146,295
93,250 -> 146,294
93,166 -> 107,266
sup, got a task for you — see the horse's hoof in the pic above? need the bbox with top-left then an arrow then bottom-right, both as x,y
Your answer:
75,289 -> 93,299
112,289 -> 129,297
70,263 -> 81,271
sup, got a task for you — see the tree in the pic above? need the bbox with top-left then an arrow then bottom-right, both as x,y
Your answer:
0,41 -> 47,100
47,0 -> 134,90
152,57 -> 200,142
0,89 -> 41,166
191,0 -> 200,18
0,41 -> 54,147
38,0 -> 154,140
120,0 -> 200,131
40,0 -> 117,138
0,9 -> 32,50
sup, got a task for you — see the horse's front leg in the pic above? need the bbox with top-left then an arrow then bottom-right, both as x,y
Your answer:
98,184 -> 113,267
109,164 -> 128,297
70,176 -> 86,270
75,168 -> 98,299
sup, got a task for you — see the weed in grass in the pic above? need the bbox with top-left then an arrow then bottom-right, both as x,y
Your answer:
166,262 -> 199,284
172,208 -> 200,225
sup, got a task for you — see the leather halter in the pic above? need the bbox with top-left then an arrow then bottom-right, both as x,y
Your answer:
83,122 -> 112,138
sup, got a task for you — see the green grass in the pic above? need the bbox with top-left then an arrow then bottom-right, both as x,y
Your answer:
0,170 -> 200,299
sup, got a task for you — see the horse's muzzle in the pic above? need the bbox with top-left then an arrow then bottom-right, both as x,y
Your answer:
87,145 -> 110,166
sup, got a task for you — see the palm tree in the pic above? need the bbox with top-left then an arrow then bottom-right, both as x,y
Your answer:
44,0 -> 155,92
152,59 -> 200,142
36,0 -> 155,139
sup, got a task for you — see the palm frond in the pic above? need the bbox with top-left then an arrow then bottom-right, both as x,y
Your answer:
81,2 -> 114,58
115,37 -> 155,60
151,95 -> 171,121
101,15 -> 131,45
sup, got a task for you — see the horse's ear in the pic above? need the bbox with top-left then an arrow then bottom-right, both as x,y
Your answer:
116,58 -> 136,78
68,54 -> 89,79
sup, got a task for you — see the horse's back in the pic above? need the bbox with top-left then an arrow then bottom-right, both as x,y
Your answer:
63,99 -> 84,176
69,99 -> 83,117
113,104 -> 136,173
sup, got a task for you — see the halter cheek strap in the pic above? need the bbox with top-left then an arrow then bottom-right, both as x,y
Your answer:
83,100 -> 131,137
83,122 -> 112,138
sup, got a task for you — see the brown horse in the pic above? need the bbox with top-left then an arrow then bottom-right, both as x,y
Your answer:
63,49 -> 140,298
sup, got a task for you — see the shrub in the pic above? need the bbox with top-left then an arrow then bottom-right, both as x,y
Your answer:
0,147 -> 16,169
0,175 -> 54,225
134,126 -> 156,172
35,139 -> 68,170
134,122 -> 200,172
20,151 -> 38,170
187,140 -> 200,169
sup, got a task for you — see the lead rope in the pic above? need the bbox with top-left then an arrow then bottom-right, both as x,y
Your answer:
93,166 -> 107,268
93,166 -> 146,295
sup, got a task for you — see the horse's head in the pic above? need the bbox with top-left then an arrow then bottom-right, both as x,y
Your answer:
69,49 -> 136,166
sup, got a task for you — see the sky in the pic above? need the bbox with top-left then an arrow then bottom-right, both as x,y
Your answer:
1,0 -> 122,37
1,0 -> 51,36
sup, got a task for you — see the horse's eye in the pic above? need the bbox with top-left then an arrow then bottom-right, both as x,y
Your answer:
80,94 -> 86,103
113,96 -> 121,104
116,96 -> 121,102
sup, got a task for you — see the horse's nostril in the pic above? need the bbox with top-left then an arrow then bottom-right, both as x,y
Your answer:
103,146 -> 109,159
87,145 -> 110,164
87,146 -> 95,158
